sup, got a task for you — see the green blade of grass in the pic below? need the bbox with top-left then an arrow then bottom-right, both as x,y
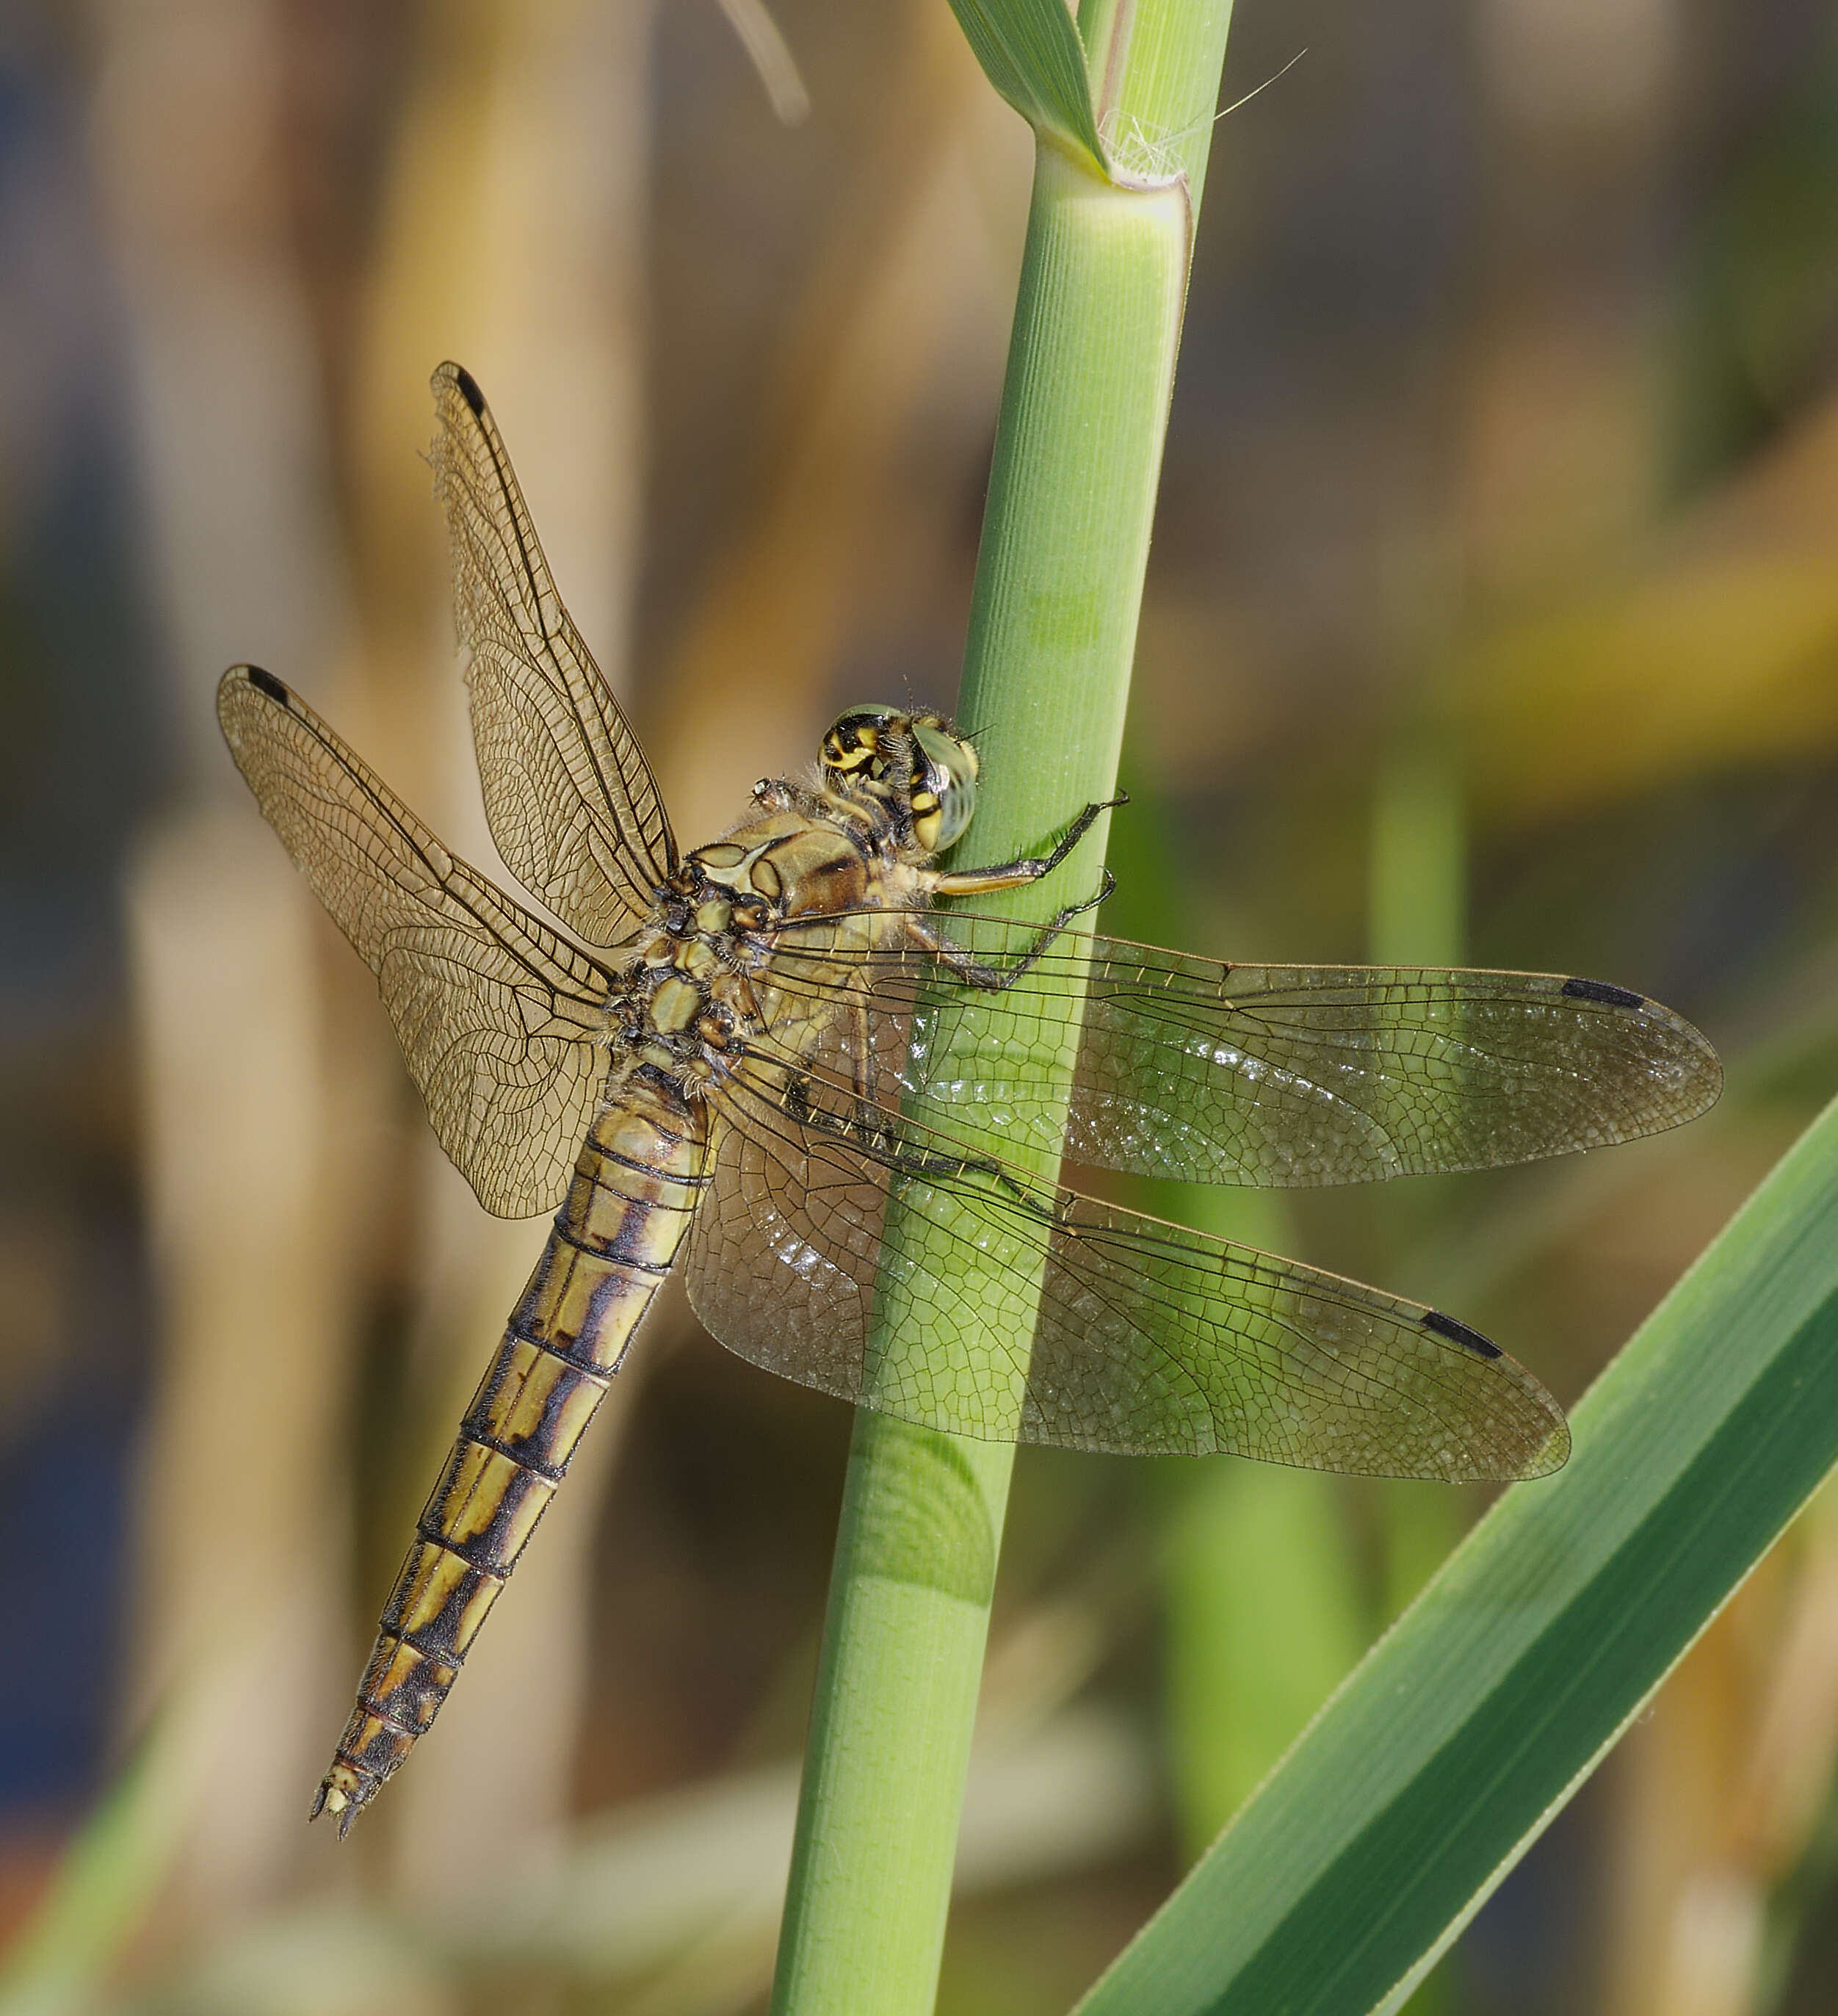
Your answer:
1075,1088 -> 1838,2015
943,0 -> 1106,170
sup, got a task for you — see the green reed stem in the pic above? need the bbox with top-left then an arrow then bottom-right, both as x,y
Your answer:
770,9 -> 1237,2011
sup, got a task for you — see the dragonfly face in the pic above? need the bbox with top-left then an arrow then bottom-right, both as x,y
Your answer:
217,362 -> 1723,1832
820,706 -> 980,853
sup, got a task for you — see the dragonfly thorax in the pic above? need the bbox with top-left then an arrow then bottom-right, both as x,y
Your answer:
612,796 -> 928,1098
604,949 -> 745,1091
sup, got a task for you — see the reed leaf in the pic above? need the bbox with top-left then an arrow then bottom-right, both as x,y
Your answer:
1077,1091 -> 1838,2015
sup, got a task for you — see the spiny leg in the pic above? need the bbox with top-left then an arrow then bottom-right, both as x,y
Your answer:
776,1028 -> 889,1153
778,1063 -> 1052,1215
929,793 -> 1126,900
916,792 -> 1121,991
781,1066 -> 896,1160
907,872 -> 1113,994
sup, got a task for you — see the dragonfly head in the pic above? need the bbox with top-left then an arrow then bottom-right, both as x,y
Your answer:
821,707 -> 979,855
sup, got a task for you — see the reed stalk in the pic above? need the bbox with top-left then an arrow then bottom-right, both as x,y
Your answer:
770,7 -> 1238,2009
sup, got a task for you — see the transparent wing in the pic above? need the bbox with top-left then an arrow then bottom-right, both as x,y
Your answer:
432,361 -> 676,947
218,665 -> 612,1218
759,914 -> 1723,1188
684,1052 -> 1569,1480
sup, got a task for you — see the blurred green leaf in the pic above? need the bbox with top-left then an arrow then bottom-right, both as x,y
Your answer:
1161,1461 -> 1363,1860
943,0 -> 1105,170
0,1720 -> 189,2016
1367,728 -> 1466,1630
1074,1089 -> 1838,2015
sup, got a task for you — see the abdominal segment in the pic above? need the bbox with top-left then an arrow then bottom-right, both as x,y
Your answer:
313,1085 -> 706,1832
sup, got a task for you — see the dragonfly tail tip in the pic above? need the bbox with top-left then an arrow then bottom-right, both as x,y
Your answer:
311,1776 -> 359,1837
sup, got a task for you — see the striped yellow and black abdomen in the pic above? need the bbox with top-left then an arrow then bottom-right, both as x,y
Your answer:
314,1079 -> 707,1833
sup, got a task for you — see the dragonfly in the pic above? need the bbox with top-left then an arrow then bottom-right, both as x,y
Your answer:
218,362 -> 1721,1835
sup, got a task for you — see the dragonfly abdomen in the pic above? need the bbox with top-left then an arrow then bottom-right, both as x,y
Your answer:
313,1080 -> 708,1834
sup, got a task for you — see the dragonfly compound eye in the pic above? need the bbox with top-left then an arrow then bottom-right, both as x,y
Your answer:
911,722 -> 977,853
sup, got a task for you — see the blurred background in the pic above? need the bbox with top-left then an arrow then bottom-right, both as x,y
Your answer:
3,0 -> 1838,2010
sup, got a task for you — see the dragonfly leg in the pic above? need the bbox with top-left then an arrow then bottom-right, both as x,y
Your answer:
929,792 -> 1126,900
844,996 -> 873,1105
905,870 -> 1115,994
880,1139 -> 1058,1215
780,1066 -> 1054,1215
782,1069 -> 895,1158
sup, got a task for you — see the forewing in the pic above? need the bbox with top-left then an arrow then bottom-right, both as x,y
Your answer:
761,916 -> 1723,1186
432,361 -> 676,947
218,665 -> 611,1218
684,1053 -> 1569,1480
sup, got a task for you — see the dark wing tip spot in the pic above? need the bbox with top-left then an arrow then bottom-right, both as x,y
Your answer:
1422,1308 -> 1502,1359
1562,975 -> 1646,1009
452,364 -> 486,416
245,665 -> 291,707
